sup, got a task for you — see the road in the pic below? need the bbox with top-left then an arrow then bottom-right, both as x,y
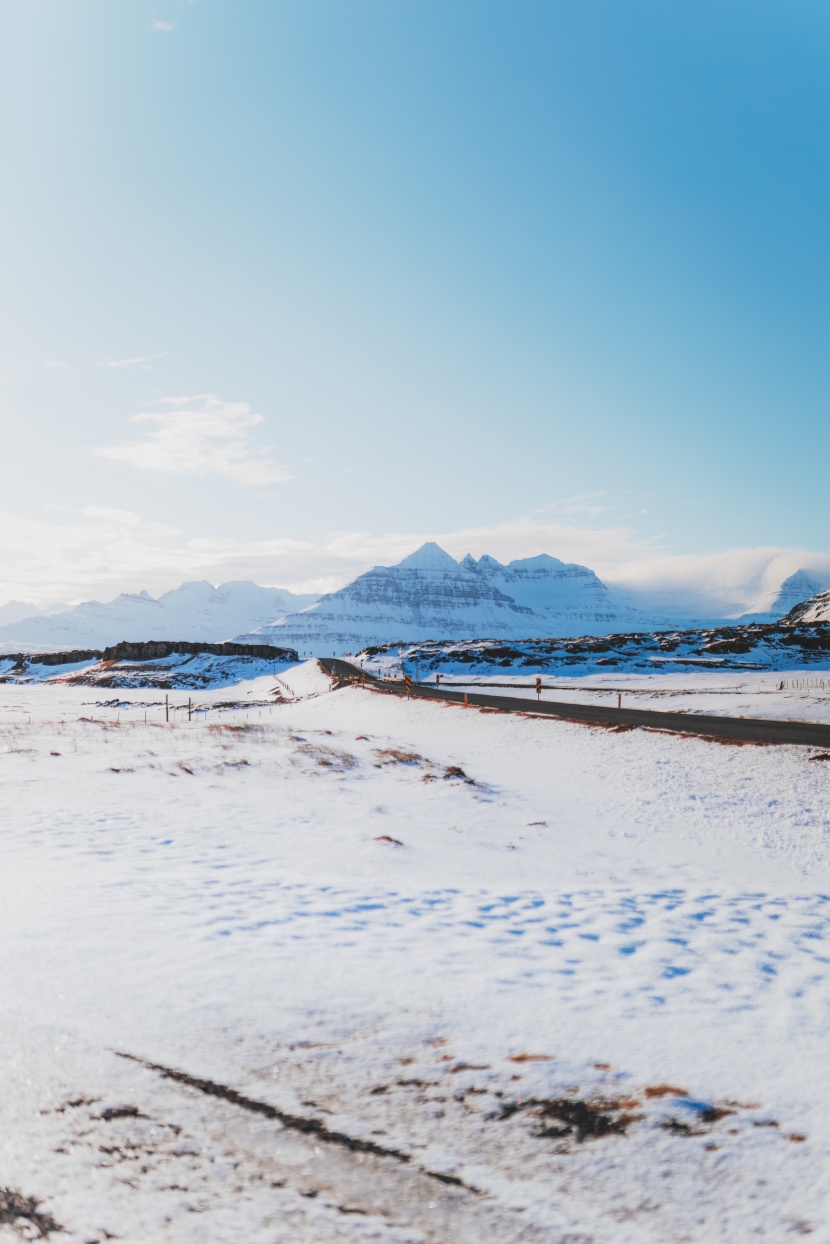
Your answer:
319,658 -> 830,750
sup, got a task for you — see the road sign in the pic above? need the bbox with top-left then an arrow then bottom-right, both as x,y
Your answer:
405,674 -> 412,693
435,674 -> 441,686
535,677 -> 542,699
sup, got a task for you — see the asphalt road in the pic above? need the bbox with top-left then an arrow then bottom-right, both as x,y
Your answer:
318,658 -> 830,750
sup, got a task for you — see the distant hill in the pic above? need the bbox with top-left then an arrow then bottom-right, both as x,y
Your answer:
235,542 -> 662,655
737,569 -> 828,624
0,600 -> 42,627
0,580 -> 319,653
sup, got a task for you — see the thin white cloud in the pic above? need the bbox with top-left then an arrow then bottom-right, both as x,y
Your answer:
150,19 -> 175,31
96,352 -> 168,369
92,394 -> 290,488
41,359 -> 69,370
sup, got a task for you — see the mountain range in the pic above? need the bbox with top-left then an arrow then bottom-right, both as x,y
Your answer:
0,546 -> 826,655
0,581 -> 318,654
235,543 -> 662,654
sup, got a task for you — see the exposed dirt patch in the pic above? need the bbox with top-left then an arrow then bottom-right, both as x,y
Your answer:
296,744 -> 358,771
491,1094 -> 640,1142
533,1097 -> 641,1142
374,749 -> 425,766
644,1084 -> 688,1099
98,1105 -> 147,1122
0,1188 -> 63,1238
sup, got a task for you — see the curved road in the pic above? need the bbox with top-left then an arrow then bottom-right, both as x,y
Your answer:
319,658 -> 830,750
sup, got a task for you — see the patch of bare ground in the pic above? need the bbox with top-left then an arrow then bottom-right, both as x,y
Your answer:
0,1188 -> 63,1239
295,742 -> 359,771
373,748 -> 425,766
490,1095 -> 641,1142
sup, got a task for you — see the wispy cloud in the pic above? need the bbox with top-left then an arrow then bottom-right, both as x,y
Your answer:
92,394 -> 290,488
41,359 -> 69,370
96,352 -> 168,369
150,19 -> 174,32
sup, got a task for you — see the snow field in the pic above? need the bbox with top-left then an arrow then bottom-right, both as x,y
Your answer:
1,666 -> 830,1239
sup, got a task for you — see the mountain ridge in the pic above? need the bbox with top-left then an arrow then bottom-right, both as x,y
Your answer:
235,542 -> 663,655
0,580 -> 319,653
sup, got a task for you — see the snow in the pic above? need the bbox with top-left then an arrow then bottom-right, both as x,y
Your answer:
238,542 -> 659,655
0,580 -> 319,654
738,569 -> 828,624
788,588 -> 830,625
360,624 -> 830,681
0,599 -> 41,626
0,651 -> 297,690
2,666 -> 830,1239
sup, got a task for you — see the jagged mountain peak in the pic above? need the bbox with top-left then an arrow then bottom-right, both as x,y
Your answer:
237,544 -> 657,654
396,542 -> 459,571
739,568 -> 827,623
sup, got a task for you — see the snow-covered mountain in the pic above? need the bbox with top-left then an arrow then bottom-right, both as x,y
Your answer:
783,588 -> 830,625
0,600 -> 41,627
0,581 -> 319,653
737,569 -> 827,624
236,543 -> 659,655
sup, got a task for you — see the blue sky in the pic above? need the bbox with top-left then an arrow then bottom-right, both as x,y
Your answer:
2,0 -> 829,609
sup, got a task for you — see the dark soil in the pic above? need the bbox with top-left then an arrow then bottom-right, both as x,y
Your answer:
0,1188 -> 62,1238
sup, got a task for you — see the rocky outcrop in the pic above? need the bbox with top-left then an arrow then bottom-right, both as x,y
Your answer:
101,640 -> 297,662
0,650 -> 101,669
784,590 -> 830,625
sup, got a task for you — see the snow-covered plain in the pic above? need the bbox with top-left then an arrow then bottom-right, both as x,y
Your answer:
381,668 -> 830,726
2,663 -> 830,1241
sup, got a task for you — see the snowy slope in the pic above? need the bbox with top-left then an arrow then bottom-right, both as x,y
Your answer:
2,680 -> 830,1238
737,569 -> 827,623
238,542 -> 657,655
475,551 -> 654,629
785,588 -> 830,624
0,580 -> 318,653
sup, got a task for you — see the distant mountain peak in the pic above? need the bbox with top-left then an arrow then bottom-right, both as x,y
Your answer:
739,567 -> 827,622
396,542 -> 459,571
237,543 -> 657,654
0,580 -> 321,653
507,553 -> 568,571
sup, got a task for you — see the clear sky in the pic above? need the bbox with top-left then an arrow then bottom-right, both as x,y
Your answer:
2,0 -> 829,611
